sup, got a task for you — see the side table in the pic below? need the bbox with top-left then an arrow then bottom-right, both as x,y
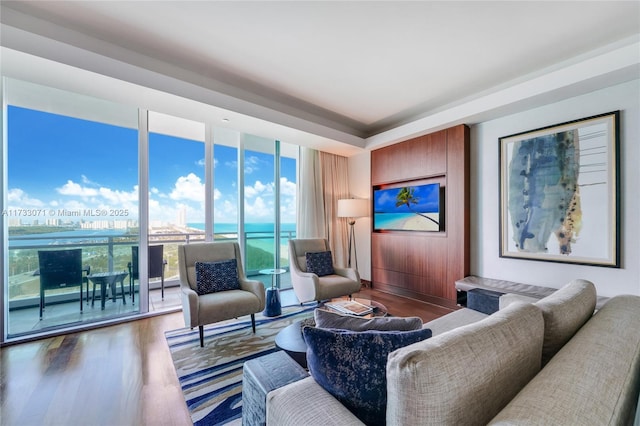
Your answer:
242,350 -> 308,426
88,271 -> 128,310
260,268 -> 285,317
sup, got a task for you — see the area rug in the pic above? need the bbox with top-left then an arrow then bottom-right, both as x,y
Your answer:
165,304 -> 315,426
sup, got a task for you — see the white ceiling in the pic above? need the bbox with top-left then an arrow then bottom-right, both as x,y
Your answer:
1,1 -> 639,155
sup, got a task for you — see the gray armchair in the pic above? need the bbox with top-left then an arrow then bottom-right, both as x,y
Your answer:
178,241 -> 265,347
288,238 -> 362,303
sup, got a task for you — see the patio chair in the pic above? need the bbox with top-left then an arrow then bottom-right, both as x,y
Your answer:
37,248 -> 86,319
288,238 -> 362,303
178,241 -> 266,347
127,245 -> 167,302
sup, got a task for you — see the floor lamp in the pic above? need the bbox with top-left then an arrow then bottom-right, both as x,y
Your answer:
337,198 -> 368,270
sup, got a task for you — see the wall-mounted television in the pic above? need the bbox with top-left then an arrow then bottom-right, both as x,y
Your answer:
374,182 -> 441,232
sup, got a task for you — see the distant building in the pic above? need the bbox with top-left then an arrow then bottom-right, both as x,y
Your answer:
177,206 -> 187,227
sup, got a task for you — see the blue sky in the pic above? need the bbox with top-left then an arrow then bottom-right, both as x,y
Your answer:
374,183 -> 440,214
7,106 -> 296,226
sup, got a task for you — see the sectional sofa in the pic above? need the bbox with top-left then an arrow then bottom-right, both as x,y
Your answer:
266,279 -> 640,425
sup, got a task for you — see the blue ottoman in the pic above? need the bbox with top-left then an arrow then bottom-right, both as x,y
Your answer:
242,350 -> 308,426
467,288 -> 505,315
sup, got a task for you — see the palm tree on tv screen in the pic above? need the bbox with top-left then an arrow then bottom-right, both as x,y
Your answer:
395,187 -> 439,225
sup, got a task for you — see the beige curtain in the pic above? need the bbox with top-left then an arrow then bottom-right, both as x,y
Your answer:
297,147 -> 326,238
319,151 -> 350,267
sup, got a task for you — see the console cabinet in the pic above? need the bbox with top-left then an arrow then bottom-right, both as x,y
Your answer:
371,125 -> 469,308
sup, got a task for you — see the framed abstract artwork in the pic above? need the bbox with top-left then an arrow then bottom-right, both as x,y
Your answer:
499,111 -> 620,267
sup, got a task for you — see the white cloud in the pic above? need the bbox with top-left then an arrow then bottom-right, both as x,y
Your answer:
57,180 -> 99,197
7,188 -> 45,207
244,155 -> 261,175
214,199 -> 237,223
245,180 -> 273,198
98,186 -> 138,205
245,196 -> 272,220
62,199 -> 88,211
81,174 -> 99,186
148,198 -> 161,211
280,177 -> 296,197
169,173 -> 205,202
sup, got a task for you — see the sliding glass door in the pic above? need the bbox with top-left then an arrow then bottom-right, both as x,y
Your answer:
241,136 -> 297,289
3,78 -> 140,338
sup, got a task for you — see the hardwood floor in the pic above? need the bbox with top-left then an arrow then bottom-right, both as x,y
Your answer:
0,288 -> 454,426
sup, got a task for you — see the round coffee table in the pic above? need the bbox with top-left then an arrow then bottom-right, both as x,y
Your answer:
274,298 -> 388,368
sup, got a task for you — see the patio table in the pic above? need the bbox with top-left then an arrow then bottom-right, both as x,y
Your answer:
88,271 -> 128,310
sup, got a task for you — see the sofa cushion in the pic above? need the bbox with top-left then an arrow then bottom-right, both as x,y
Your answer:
267,376 -> 365,426
314,308 -> 423,332
194,259 -> 240,295
534,279 -> 596,365
386,302 -> 544,426
489,295 -> 640,426
306,251 -> 335,276
303,326 -> 432,426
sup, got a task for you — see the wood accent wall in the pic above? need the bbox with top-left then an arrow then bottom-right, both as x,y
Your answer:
371,125 -> 470,308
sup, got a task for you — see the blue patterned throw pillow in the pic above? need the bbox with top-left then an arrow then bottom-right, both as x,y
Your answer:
306,251 -> 335,276
195,259 -> 240,295
303,326 -> 432,426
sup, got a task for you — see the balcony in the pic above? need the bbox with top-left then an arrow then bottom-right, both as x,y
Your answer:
6,230 -> 294,338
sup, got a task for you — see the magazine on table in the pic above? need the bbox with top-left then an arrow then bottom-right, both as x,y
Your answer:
325,300 -> 374,316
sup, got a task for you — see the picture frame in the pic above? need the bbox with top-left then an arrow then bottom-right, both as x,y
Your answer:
499,111 -> 620,267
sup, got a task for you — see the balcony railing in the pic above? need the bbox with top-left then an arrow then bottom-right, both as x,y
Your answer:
7,229 -> 296,309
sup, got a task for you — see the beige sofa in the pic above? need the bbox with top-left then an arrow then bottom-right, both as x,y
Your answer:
266,280 -> 640,425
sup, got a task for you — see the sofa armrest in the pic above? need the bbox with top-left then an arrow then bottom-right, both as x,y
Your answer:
239,278 -> 266,310
267,376 -> 365,426
333,266 -> 360,283
180,285 -> 199,327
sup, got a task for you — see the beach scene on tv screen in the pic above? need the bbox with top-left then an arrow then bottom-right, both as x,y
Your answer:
374,183 -> 440,231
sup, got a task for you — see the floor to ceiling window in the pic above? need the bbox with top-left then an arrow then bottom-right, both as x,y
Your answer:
279,141 -> 298,287
3,78 -> 140,338
213,127 -> 239,241
243,134 -> 276,276
241,136 -> 297,289
147,112 -> 207,312
2,75 -> 298,343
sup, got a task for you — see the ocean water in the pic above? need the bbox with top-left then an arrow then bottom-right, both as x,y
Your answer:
188,222 -> 296,234
9,228 -> 130,247
8,223 -> 296,248
189,223 -> 297,255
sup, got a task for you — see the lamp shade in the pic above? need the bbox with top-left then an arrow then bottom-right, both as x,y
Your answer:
337,198 -> 368,218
